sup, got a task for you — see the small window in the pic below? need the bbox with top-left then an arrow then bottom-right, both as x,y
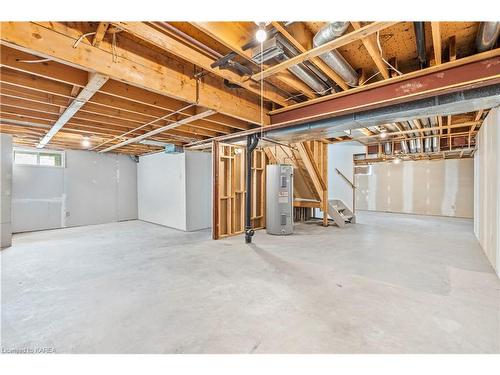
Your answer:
14,148 -> 65,168
354,165 -> 372,175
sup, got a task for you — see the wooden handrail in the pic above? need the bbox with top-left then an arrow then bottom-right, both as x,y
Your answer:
335,168 -> 356,189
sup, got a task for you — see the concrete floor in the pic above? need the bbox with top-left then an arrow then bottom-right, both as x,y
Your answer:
1,211 -> 499,353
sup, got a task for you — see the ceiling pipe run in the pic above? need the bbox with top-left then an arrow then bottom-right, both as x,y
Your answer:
313,22 -> 359,87
476,22 -> 500,52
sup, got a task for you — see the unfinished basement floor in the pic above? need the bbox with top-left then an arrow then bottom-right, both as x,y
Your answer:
1,211 -> 499,354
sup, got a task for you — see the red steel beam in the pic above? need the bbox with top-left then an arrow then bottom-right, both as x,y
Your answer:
269,53 -> 500,126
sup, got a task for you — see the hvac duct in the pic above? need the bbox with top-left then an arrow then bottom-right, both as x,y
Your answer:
429,117 -> 440,152
253,35 -> 329,94
476,22 -> 500,52
313,22 -> 359,87
408,139 -> 417,154
400,140 -> 409,154
384,142 -> 392,155
421,118 -> 432,153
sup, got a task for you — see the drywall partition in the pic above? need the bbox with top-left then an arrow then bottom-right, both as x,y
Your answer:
12,149 -> 138,233
356,158 -> 474,218
185,150 -> 212,231
474,107 -> 499,277
328,142 -> 365,211
1,134 -> 13,248
137,152 -> 187,230
137,150 -> 211,232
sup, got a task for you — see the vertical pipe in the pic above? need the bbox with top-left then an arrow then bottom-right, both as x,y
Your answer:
245,134 -> 260,243
414,22 -> 427,69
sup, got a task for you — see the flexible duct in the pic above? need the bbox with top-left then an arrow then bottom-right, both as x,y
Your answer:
400,140 -> 409,154
384,142 -> 392,155
422,118 -> 432,153
476,22 -> 500,52
276,37 -> 329,93
313,22 -> 359,86
429,117 -> 440,152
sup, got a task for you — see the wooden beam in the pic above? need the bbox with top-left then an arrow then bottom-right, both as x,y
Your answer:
113,22 -> 289,108
431,22 -> 442,65
93,22 -> 109,47
252,22 -> 397,80
271,22 -> 349,90
350,22 -> 390,80
0,22 -> 263,124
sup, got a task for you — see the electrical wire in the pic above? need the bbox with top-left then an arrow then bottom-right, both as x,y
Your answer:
73,32 -> 96,48
376,31 -> 403,76
16,58 -> 52,64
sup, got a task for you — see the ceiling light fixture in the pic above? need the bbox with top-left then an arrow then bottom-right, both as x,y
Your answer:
379,130 -> 388,139
255,22 -> 270,43
82,136 -> 91,148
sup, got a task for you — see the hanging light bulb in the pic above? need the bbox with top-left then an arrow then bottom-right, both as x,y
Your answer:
256,28 -> 267,43
255,21 -> 270,43
81,136 -> 91,148
379,130 -> 388,139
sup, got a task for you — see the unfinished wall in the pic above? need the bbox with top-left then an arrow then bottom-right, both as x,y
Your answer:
356,158 -> 474,218
474,107 -> 500,277
137,150 -> 211,232
1,134 -> 13,247
12,149 -> 138,233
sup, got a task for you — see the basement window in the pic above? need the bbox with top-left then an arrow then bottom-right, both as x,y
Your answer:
354,165 -> 372,175
14,148 -> 65,168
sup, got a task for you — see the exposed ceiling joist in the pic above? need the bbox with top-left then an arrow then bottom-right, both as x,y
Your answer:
350,22 -> 390,80
113,21 -> 289,108
431,22 -> 442,65
0,22 -> 264,124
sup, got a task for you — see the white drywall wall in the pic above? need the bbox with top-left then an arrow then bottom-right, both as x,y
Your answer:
328,142 -> 366,211
137,152 -> 187,230
1,134 -> 13,247
185,150 -> 212,231
474,107 -> 499,277
137,150 -> 212,231
356,158 -> 474,218
12,149 -> 137,233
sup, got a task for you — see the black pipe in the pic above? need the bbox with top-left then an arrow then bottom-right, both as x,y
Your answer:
245,134 -> 260,244
413,22 -> 427,69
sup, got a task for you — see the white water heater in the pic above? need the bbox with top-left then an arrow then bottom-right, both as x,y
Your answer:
266,164 -> 293,235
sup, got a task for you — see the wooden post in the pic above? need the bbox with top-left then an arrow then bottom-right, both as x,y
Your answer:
212,140 -> 220,240
322,141 -> 329,227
